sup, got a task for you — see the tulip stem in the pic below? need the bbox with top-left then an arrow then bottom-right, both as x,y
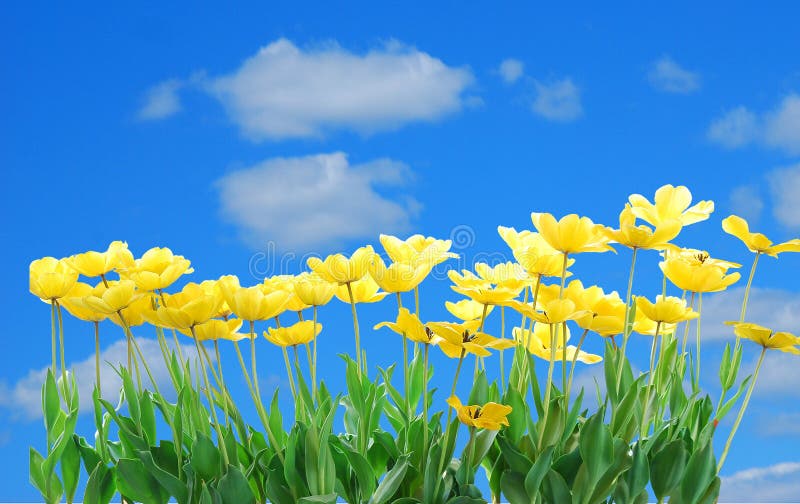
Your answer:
397,293 -> 411,424
539,324 -> 558,450
282,347 -> 297,400
346,282 -> 364,377
55,302 -> 70,400
680,292 -> 696,357
249,321 -> 261,400
190,326 -> 229,466
567,328 -> 590,404
616,247 -> 639,390
50,301 -> 57,374
433,349 -> 466,500
200,342 -> 230,428
422,342 -> 430,477
414,286 -> 420,318
157,290 -> 185,364
736,253 -> 760,347
500,306 -> 506,390
695,293 -> 703,389
118,311 -> 161,398
94,321 -> 101,391
312,306 -> 318,401
718,346 -> 766,471
640,322 -> 662,439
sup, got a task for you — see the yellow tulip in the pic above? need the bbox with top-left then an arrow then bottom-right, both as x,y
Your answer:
446,396 -> 512,430
122,247 -> 194,291
725,322 -> 800,354
449,269 -> 521,306
294,272 -> 337,306
224,284 -> 291,322
445,299 -> 494,321
334,275 -> 388,304
538,280 -> 627,337
628,184 -> 714,227
60,282 -> 107,322
379,234 -> 457,266
662,247 -> 740,271
151,286 -> 223,330
513,325 -> 601,364
264,320 -> 322,347
530,213 -> 614,255
180,319 -> 246,341
82,280 -> 141,314
497,226 -> 573,277
474,262 -> 529,290
632,311 -> 676,337
29,257 -> 79,301
722,215 -> 800,258
65,241 -> 133,278
264,275 -> 310,312
635,295 -> 698,324
660,255 -> 741,293
374,307 -> 433,344
427,321 -> 513,358
193,278 -> 234,318
603,204 -> 681,250
368,255 -> 432,293
110,296 -> 155,328
306,246 -> 374,284
508,298 -> 591,325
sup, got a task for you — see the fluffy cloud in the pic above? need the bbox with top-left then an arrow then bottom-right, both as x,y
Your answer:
727,184 -> 764,223
498,58 -> 524,84
0,338 -> 197,420
137,79 -> 183,120
216,152 -> 419,251
719,462 -> 800,501
757,412 -> 800,437
700,287 -> 800,343
532,78 -> 582,122
205,38 -> 474,140
767,163 -> 800,229
708,94 -> 800,155
647,56 -> 700,94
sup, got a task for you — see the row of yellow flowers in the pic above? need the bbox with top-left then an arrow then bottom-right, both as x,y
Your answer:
29,185 -> 800,458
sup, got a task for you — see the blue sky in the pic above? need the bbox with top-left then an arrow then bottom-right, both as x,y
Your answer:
3,1 -> 800,500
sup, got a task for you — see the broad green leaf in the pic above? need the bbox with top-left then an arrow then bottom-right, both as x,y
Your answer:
650,439 -> 687,499
500,470 -> 529,504
191,434 -> 222,481
218,465 -> 256,504
681,443 -> 716,503
138,450 -> 188,503
61,436 -> 81,503
116,457 -> 168,504
524,446 -> 554,497
580,409 -> 614,481
83,463 -> 116,504
370,455 -> 409,504
42,369 -> 60,435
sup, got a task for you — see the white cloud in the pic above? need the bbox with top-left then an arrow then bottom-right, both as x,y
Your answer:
532,78 -> 582,122
700,287 -> 800,343
707,106 -> 759,148
757,412 -> 800,436
498,58 -> 524,84
0,338 -> 198,420
138,79 -> 183,120
708,94 -> 800,155
768,163 -> 800,229
719,462 -> 800,501
205,38 -> 474,140
216,152 -> 419,251
647,56 -> 700,94
752,351 -> 800,398
728,184 -> 764,223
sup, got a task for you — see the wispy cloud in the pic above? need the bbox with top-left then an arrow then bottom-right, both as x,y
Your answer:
137,79 -> 184,121
0,338 -> 196,420
719,462 -> 800,501
767,163 -> 800,229
700,287 -> 800,343
204,38 -> 474,140
648,56 -> 700,94
498,58 -> 524,84
727,184 -> 764,223
216,152 -> 419,251
757,412 -> 800,437
708,94 -> 800,155
532,78 -> 582,122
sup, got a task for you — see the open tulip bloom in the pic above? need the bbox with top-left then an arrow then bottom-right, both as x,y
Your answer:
25,184 -> 800,503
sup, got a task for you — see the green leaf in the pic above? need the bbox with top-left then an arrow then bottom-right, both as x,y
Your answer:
541,469 -> 571,503
716,375 -> 752,420
650,439 -> 687,500
116,457 -> 168,504
61,436 -> 81,503
191,434 -> 222,481
524,446 -> 554,497
140,391 -> 157,445
500,470 -> 530,504
218,465 -> 256,504
580,409 -> 614,481
370,455 -> 409,504
138,450 -> 189,504
539,395 -> 565,448
342,447 -> 377,497
120,367 -> 141,429
42,369 -> 60,435
83,463 -> 116,504
625,444 -> 649,498
298,495 -> 338,504
29,447 -> 47,496
681,443 -> 716,504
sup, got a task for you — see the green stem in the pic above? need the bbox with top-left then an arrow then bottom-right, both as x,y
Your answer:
397,292 -> 411,423
718,346 -> 767,471
282,347 -> 297,400
422,343 -> 430,477
538,324 -> 558,450
433,350 -> 466,499
50,301 -> 57,373
640,322 -> 662,438
346,282 -> 364,377
57,302 -> 68,399
500,306 -> 506,390
312,306 -> 318,401
616,247 -> 639,389
94,321 -> 101,390
157,289 -> 185,364
190,327 -> 229,466
736,253 -> 760,348
566,328 -> 590,401
695,293 -> 703,388
249,321 -> 261,400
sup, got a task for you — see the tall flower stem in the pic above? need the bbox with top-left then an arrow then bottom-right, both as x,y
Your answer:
200,342 -> 230,428
538,324 -> 558,450
396,293 -> 410,421
346,282 -> 364,377
680,292 -> 696,356
736,253 -> 761,346
475,304 -> 489,379
249,321 -> 261,400
311,306 -> 319,401
56,302 -> 69,398
190,327 -> 229,466
518,277 -> 541,391
117,311 -> 161,397
94,321 -> 101,390
640,322 -> 662,438
616,247 -> 639,389
566,328 -> 590,402
422,342 -> 430,477
433,349 -> 466,500
500,306 -> 506,390
157,289 -> 185,364
50,301 -> 57,373
718,346 -> 767,471
282,347 -> 297,400
695,293 -> 703,388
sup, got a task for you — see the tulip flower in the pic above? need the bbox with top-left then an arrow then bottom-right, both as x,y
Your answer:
427,321 -> 513,358
368,255 -> 432,293
264,320 -> 322,348
379,234 -> 457,266
513,325 -> 601,364
294,273 -> 337,307
374,308 -> 433,345
82,279 -> 141,315
30,257 -> 79,301
306,246 -> 374,285
603,204 -> 682,250
122,247 -> 194,291
497,226 -> 574,278
264,275 -> 310,313
445,299 -> 494,321
223,285 -> 291,324
65,241 -> 133,278
722,215 -> 800,257
180,318 -> 246,342
334,275 -> 388,304
446,396 -> 512,430
530,213 -> 614,255
628,184 -> 714,227
660,256 -> 741,293
449,269 -> 521,306
508,298 -> 591,326
636,295 -> 698,324
60,283 -> 107,322
151,290 -> 223,330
